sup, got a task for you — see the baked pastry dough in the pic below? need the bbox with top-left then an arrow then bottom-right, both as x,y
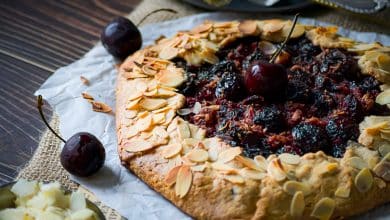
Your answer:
116,19 -> 390,219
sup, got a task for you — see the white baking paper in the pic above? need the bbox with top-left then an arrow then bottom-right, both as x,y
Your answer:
35,12 -> 390,220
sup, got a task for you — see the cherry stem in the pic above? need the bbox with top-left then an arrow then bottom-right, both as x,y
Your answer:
37,95 -> 66,143
270,13 -> 300,64
136,9 -> 178,26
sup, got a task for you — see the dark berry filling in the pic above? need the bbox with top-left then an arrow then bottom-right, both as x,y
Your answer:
176,36 -> 389,158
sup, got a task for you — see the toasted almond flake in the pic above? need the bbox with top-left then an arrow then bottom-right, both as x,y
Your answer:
156,69 -> 185,88
182,138 -> 200,148
290,191 -> 305,218
213,21 -> 233,28
175,166 -> 192,198
135,114 -> 153,132
194,128 -> 206,140
263,21 -> 284,33
81,92 -> 94,100
126,97 -> 142,110
334,185 -> 351,198
162,143 -> 183,159
80,76 -> 89,85
165,166 -> 181,187
191,23 -> 212,34
143,89 -> 158,97
267,158 -> 286,181
181,155 -> 197,166
142,65 -> 158,76
326,163 -> 339,173
348,43 -> 381,52
283,181 -> 311,196
186,149 -> 209,162
177,121 -> 191,139
375,177 -> 386,188
376,90 -> 390,105
136,81 -> 148,92
279,153 -> 301,165
373,153 -> 390,181
124,139 -> 155,152
125,126 -> 139,138
159,46 -> 179,60
238,20 -> 258,35
163,109 -> 175,126
157,88 -> 176,97
191,164 -> 206,172
153,106 -> 172,114
310,197 -> 335,220
192,102 -> 202,114
218,147 -> 242,163
236,156 -> 264,171
177,108 -> 192,116
239,168 -> 266,180
211,162 -> 237,174
258,41 -> 277,55
354,168 -> 373,193
347,157 -> 369,170
223,175 -> 244,184
254,155 -> 268,170
152,112 -> 165,124
139,98 -> 168,111
154,126 -> 169,139
91,101 -> 112,113
379,144 -> 390,157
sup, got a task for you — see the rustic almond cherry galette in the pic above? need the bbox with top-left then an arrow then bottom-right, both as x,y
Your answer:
116,18 -> 390,219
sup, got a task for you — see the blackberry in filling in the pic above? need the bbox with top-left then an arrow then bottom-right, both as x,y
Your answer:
177,36 -> 388,158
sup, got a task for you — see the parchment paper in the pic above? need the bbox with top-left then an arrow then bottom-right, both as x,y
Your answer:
35,12 -> 390,220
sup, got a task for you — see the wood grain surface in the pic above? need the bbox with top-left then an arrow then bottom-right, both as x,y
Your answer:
0,0 -> 140,184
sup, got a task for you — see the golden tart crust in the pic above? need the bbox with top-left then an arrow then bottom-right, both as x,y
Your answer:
116,19 -> 390,219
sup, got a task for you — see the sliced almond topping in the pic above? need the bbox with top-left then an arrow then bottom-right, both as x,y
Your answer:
191,164 -> 206,172
143,89 -> 158,97
159,46 -> 179,60
211,162 -> 237,174
124,110 -> 137,119
142,65 -> 158,76
194,128 -> 206,140
236,156 -> 264,171
80,76 -> 89,85
263,21 -> 284,33
373,153 -> 390,181
91,101 -> 112,113
177,121 -> 191,139
152,112 -> 165,124
186,149 -> 209,163
347,157 -> 369,170
310,197 -> 335,220
191,23 -> 212,34
239,168 -> 266,180
123,71 -> 149,79
348,42 -> 381,52
377,53 -> 390,71
282,24 -> 305,39
267,158 -> 286,181
156,69 -> 185,88
223,175 -> 245,184
334,185 -> 351,198
81,92 -> 94,100
218,147 -> 242,163
175,165 -> 192,198
163,109 -> 175,126
153,126 -> 169,139
375,177 -> 386,188
283,181 -> 311,196
135,114 -> 153,132
165,165 -> 181,187
162,143 -> 183,159
376,90 -> 390,105
254,155 -> 268,170
157,88 -> 176,97
136,81 -> 148,92
238,20 -> 258,35
126,97 -> 142,110
354,168 -> 373,193
192,102 -> 202,114
279,153 -> 301,165
139,98 -> 168,111
177,108 -> 192,116
124,139 -> 156,152
181,155 -> 197,166
125,126 -> 139,138
258,41 -> 277,55
290,191 -> 305,218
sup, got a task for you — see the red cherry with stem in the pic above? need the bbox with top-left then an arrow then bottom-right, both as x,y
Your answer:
244,14 -> 300,98
37,95 -> 105,177
101,9 -> 177,60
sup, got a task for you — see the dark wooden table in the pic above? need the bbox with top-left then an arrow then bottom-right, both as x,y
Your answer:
0,0 -> 140,184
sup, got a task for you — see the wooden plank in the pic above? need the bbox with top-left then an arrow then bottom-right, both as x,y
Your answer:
0,0 -> 140,184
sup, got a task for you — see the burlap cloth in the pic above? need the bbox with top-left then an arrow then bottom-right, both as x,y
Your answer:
17,0 -> 389,219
